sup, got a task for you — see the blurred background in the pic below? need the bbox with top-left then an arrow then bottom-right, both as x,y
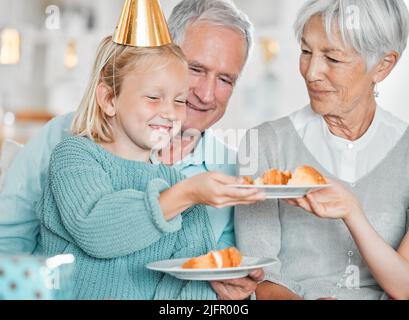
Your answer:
0,0 -> 408,147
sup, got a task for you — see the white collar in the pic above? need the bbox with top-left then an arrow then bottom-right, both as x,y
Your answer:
320,107 -> 380,152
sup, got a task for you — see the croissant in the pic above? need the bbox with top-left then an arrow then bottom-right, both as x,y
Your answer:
241,166 -> 326,186
288,165 -> 326,185
262,169 -> 292,185
182,247 -> 242,269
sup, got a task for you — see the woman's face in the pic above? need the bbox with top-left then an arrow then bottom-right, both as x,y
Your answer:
112,59 -> 188,152
299,15 -> 376,117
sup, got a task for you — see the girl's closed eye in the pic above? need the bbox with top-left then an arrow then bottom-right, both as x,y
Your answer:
175,99 -> 187,105
146,96 -> 160,102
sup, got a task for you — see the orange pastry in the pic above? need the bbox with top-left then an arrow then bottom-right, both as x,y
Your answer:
288,165 -> 327,185
262,169 -> 292,185
239,166 -> 325,186
242,176 -> 254,185
182,247 -> 242,269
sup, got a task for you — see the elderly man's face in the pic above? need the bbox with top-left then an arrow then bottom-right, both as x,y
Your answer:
299,16 -> 376,117
180,22 -> 247,133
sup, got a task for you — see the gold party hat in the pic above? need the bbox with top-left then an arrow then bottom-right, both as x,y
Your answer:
113,0 -> 172,47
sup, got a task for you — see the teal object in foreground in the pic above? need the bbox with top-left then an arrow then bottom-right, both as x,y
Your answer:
0,254 -> 74,300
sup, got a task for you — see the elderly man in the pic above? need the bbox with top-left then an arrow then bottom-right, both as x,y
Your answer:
0,0 -> 262,300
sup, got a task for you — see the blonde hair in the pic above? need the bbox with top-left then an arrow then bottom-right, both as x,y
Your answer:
71,36 -> 187,143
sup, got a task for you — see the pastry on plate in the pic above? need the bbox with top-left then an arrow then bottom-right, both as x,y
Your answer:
242,169 -> 291,185
182,247 -> 242,269
240,166 -> 326,186
242,176 -> 254,185
261,169 -> 292,185
288,165 -> 327,185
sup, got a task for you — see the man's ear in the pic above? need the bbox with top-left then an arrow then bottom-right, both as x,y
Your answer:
96,83 -> 116,117
373,51 -> 399,83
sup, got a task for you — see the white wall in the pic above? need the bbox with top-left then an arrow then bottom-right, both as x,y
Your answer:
379,0 -> 409,121
0,0 -> 408,128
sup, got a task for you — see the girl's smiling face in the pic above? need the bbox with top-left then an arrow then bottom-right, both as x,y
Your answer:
101,58 -> 189,158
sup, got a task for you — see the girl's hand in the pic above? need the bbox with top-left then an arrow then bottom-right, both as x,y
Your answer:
285,178 -> 363,221
185,172 -> 266,208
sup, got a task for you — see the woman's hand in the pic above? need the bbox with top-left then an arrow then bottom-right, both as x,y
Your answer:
185,172 -> 266,208
285,178 -> 363,221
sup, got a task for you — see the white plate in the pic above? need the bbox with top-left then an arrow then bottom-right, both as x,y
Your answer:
228,184 -> 331,199
146,256 -> 276,281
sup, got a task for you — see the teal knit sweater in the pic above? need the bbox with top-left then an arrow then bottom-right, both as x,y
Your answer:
36,136 -> 217,300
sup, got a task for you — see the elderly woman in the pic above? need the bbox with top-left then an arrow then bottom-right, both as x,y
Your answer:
235,0 -> 409,300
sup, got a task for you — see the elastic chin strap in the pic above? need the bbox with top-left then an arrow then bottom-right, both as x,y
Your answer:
112,42 -> 118,108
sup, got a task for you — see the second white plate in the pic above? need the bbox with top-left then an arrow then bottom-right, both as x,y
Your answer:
146,256 -> 276,281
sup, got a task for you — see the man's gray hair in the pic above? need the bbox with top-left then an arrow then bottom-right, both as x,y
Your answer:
168,0 -> 254,63
294,0 -> 409,68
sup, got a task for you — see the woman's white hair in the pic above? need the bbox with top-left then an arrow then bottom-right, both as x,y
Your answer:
168,0 -> 254,63
294,0 -> 409,68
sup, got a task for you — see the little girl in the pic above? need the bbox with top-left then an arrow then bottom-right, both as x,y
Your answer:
35,36 -> 261,300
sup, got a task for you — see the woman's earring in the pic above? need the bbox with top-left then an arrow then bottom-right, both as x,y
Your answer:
374,83 -> 380,98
